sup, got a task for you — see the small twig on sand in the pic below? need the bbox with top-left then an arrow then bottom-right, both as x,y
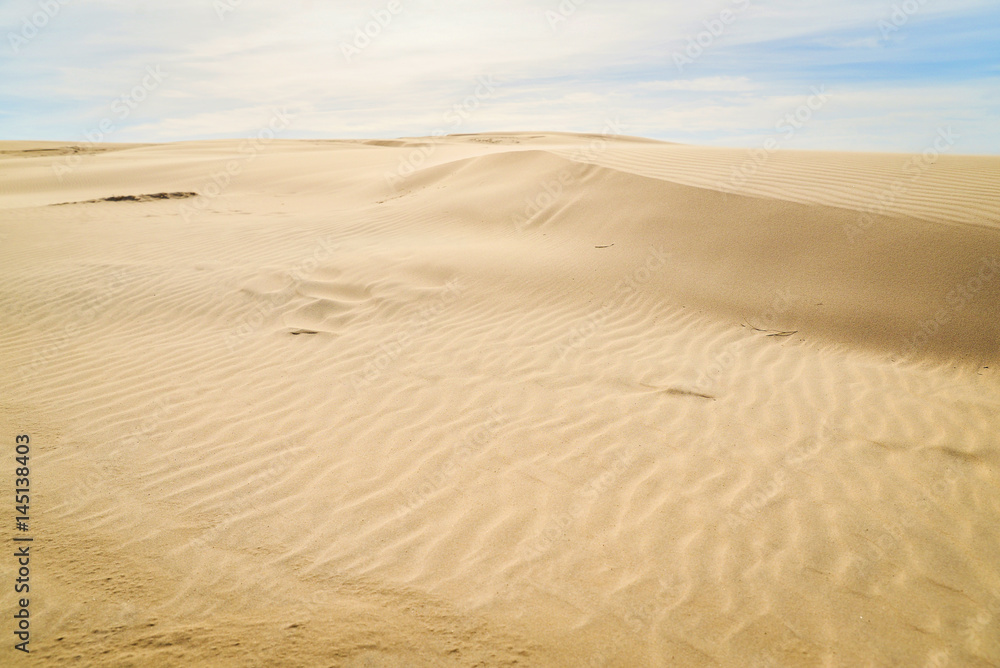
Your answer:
742,320 -> 797,338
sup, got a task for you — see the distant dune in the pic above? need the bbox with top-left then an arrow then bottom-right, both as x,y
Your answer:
2,134 -> 999,666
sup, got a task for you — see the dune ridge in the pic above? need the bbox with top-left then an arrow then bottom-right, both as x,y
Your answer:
2,134 -> 999,666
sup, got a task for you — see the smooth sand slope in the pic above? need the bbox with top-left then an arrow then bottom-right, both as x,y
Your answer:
1,133 -> 999,666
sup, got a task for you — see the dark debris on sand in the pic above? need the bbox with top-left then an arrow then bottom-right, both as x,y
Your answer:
52,192 -> 198,206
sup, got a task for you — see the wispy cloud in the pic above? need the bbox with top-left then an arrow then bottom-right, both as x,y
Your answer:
1,0 -> 997,152
632,77 -> 757,92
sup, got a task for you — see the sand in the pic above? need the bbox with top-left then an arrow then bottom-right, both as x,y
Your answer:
1,133 -> 999,667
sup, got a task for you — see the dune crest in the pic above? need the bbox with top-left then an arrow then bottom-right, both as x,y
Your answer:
2,134 -> 999,666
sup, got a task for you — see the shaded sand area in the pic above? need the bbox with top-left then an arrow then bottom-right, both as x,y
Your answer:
1,133 -> 999,666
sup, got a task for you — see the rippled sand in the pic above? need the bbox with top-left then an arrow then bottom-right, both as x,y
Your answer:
2,133 -> 999,666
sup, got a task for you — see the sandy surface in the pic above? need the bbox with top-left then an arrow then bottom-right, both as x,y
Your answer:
1,133 -> 999,666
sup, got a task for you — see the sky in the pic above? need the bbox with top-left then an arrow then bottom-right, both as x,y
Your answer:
1,0 -> 998,152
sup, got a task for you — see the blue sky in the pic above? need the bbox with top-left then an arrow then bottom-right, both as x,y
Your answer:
2,0 -> 998,152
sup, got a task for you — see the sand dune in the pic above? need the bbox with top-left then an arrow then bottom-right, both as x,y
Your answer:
2,134 -> 999,666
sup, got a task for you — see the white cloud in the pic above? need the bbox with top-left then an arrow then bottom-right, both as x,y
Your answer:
633,77 -> 757,92
1,0 -> 998,152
